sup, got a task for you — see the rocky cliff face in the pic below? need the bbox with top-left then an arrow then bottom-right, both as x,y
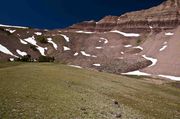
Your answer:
68,0 -> 180,33
0,0 -> 180,80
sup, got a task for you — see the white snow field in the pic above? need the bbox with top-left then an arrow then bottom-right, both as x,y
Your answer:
0,44 -> 18,57
16,49 -> 27,56
23,36 -> 47,56
47,38 -> 58,50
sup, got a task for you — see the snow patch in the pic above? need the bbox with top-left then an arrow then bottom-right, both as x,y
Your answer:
165,32 -> 174,36
60,34 -> 70,42
23,36 -> 46,56
16,49 -> 27,56
75,31 -> 95,34
121,52 -> 124,55
34,32 -> 42,36
68,65 -> 82,69
93,64 -> 101,67
81,51 -> 91,57
74,52 -> 79,56
159,45 -> 167,51
63,46 -> 71,51
47,38 -> 58,50
96,47 -> 103,49
133,46 -> 143,50
142,55 -> 157,67
122,70 -> 151,76
80,51 -> 97,58
9,58 -> 15,61
124,45 -> 132,48
158,75 -> 180,81
110,30 -> 140,37
0,44 -> 18,57
20,39 -> 28,44
5,29 -> 16,33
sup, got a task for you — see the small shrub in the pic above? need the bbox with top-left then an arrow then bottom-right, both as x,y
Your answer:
38,56 -> 55,62
36,36 -> 47,44
16,55 -> 31,62
136,38 -> 141,45
30,44 -> 38,51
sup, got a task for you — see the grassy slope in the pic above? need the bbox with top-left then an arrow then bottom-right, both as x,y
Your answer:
0,63 -> 179,119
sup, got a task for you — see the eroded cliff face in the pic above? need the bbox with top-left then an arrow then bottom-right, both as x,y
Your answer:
67,0 -> 180,33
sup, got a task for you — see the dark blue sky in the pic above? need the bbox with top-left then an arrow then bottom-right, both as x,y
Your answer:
0,0 -> 165,29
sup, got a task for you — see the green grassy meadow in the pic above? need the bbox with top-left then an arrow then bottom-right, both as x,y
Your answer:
0,62 -> 179,119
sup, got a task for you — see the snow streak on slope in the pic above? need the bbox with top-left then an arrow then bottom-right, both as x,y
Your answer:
23,36 -> 46,56
63,46 -> 71,51
60,34 -> 70,42
142,55 -> 157,67
158,75 -> 180,81
110,30 -> 140,37
0,44 -> 18,57
16,49 -> 27,56
47,38 -> 58,50
122,71 -> 151,76
0,24 -> 28,29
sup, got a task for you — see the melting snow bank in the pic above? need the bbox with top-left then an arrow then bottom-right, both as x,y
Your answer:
0,24 -> 28,29
75,31 -> 95,34
122,71 -> 180,81
23,36 -> 46,56
110,30 -> 140,37
74,52 -> 79,56
47,38 -> 58,50
20,39 -> 28,44
122,70 -> 151,76
68,65 -> 82,69
63,46 -> 71,51
142,55 -> 157,67
0,44 -> 18,57
60,34 -> 70,42
165,32 -> 174,36
80,51 -> 97,57
16,49 -> 27,56
34,32 -> 42,36
5,29 -> 16,33
133,46 -> 143,50
158,75 -> 180,81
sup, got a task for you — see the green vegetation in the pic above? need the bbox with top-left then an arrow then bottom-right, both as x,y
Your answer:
38,56 -> 55,62
136,38 -> 141,45
29,44 -> 38,51
36,35 -> 47,44
16,55 -> 31,62
0,63 -> 179,119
